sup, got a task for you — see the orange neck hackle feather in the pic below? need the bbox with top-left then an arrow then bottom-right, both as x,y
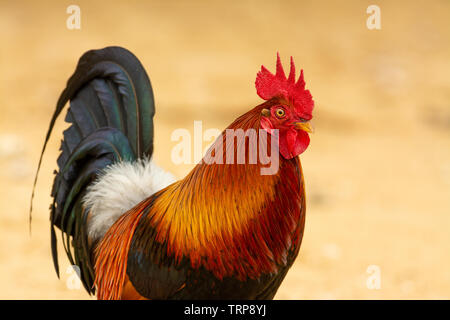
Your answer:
148,102 -> 304,280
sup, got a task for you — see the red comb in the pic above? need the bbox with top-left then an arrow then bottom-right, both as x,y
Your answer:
255,53 -> 314,116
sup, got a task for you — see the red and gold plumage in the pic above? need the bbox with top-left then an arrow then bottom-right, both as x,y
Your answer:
95,100 -> 306,299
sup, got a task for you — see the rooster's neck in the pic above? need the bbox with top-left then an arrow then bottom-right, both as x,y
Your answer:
149,105 -> 305,280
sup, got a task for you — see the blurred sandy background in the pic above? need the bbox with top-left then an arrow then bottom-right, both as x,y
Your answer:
0,0 -> 449,299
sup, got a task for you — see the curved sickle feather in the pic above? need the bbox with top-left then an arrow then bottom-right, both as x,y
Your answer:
30,46 -> 155,232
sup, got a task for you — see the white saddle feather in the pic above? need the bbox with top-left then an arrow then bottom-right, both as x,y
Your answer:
82,157 -> 176,243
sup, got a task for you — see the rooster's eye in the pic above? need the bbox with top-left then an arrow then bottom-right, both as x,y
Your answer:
275,108 -> 285,119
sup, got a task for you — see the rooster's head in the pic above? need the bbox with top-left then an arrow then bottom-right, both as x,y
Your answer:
256,53 -> 314,159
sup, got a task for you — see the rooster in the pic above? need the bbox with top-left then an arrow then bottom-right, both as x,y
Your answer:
31,47 -> 314,299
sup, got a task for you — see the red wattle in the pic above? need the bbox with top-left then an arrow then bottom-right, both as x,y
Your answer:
261,118 -> 310,159
279,128 -> 310,159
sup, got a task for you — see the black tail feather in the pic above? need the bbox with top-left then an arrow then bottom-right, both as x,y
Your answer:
30,46 -> 155,294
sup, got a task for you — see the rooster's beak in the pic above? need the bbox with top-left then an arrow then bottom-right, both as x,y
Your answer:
294,121 -> 314,133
